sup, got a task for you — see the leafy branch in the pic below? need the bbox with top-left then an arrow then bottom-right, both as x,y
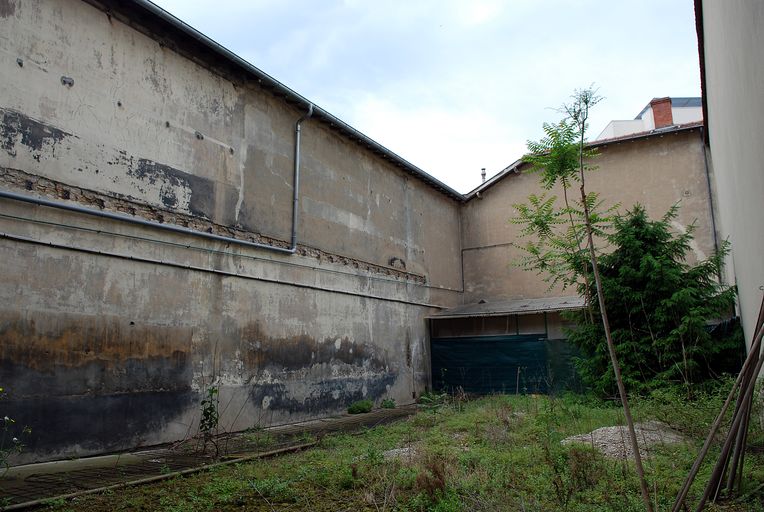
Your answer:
512,87 -> 653,512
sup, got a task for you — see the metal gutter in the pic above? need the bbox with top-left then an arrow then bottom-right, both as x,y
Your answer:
89,0 -> 464,202
699,126 -> 720,254
463,157 -> 524,200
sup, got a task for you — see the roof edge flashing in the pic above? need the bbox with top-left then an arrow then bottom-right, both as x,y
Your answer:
83,0 -> 465,202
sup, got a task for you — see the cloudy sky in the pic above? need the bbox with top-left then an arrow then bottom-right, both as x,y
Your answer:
152,0 -> 701,193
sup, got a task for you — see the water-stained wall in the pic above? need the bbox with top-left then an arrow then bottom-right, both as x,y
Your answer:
0,0 -> 462,463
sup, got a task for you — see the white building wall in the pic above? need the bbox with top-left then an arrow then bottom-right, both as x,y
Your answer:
701,0 -> 764,346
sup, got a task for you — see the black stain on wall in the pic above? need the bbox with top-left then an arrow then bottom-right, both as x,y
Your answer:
240,323 -> 399,415
250,374 -> 396,416
0,312 -> 196,461
0,108 -> 219,220
3,391 -> 195,460
0,353 -> 192,398
0,108 -> 72,161
0,0 -> 15,18
130,158 -> 214,218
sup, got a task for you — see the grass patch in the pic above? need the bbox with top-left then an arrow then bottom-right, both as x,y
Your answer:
41,389 -> 764,511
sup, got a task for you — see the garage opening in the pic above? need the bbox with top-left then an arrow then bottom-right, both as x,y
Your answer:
428,297 -> 584,395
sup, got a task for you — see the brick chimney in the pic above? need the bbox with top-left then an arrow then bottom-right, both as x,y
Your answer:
650,97 -> 673,128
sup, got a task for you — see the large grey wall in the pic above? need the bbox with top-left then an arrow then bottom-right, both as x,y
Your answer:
701,0 -> 764,347
0,0 -> 462,463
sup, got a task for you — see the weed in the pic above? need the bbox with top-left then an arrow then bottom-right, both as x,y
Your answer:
415,455 -> 448,499
296,430 -> 316,444
1,386 -> 31,477
36,392 -> 764,512
197,385 -> 220,455
42,497 -> 69,509
364,445 -> 384,466
251,476 -> 298,503
418,391 -> 449,412
347,399 -> 373,414
245,429 -> 276,449
381,397 -> 396,409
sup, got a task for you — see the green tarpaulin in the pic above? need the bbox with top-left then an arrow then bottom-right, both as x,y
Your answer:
431,335 -> 580,395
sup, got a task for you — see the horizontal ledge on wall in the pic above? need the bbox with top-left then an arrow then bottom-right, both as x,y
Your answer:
0,207 -> 461,293
0,232 -> 446,309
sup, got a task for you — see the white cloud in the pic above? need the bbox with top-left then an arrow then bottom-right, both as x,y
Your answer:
152,0 -> 701,193
342,93 -> 525,192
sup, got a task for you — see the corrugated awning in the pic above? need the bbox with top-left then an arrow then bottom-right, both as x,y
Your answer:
429,296 -> 585,319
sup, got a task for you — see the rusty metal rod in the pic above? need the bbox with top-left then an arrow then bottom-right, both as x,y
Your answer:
2,442 -> 318,511
724,297 -> 764,496
725,351 -> 757,493
696,339 -> 764,511
672,304 -> 764,512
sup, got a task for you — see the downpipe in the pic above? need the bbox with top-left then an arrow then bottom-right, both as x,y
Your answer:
292,103 -> 313,251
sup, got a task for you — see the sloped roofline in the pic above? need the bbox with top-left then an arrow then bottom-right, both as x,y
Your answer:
464,121 -> 704,201
82,0 -> 465,202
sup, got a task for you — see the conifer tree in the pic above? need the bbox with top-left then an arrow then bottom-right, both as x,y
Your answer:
569,205 -> 739,396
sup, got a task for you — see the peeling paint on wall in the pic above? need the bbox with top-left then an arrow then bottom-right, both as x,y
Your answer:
128,158 -> 214,218
0,108 -> 74,161
0,0 -> 459,465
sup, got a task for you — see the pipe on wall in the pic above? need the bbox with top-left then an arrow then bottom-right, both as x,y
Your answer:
292,104 -> 313,251
0,106 -> 315,257
0,189 -> 297,255
0,231 -> 445,309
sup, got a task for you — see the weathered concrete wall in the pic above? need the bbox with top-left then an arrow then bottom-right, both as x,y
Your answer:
701,0 -> 764,347
461,128 -> 716,305
0,0 -> 461,463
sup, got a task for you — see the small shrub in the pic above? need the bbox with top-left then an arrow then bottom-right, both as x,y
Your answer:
251,432 -> 276,448
199,386 -> 220,436
567,205 -> 740,396
348,399 -> 373,414
197,385 -> 220,456
381,398 -> 396,409
418,392 -> 449,413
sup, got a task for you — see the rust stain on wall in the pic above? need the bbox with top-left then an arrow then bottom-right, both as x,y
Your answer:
0,311 -> 193,397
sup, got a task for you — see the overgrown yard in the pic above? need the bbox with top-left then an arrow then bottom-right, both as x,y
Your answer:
42,389 -> 764,511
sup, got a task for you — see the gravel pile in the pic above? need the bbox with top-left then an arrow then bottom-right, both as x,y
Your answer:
382,445 -> 419,461
562,420 -> 685,459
